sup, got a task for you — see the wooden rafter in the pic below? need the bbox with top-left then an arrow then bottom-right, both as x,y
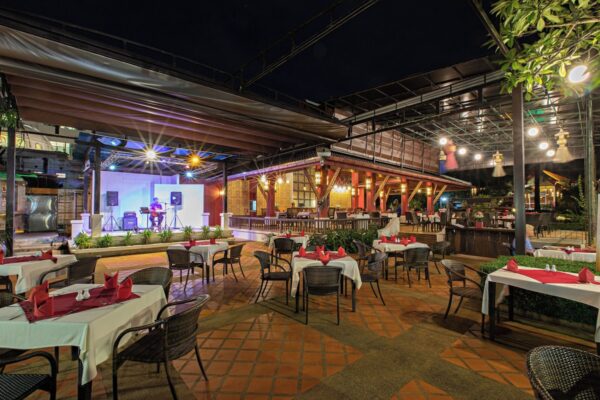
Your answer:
256,178 -> 267,200
433,185 -> 448,204
319,167 -> 341,204
302,168 -> 320,197
373,175 -> 390,204
407,181 -> 423,202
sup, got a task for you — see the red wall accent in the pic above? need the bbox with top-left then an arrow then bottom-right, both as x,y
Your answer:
204,182 -> 223,226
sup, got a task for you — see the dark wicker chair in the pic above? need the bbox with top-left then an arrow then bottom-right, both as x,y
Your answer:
128,267 -> 173,299
254,251 -> 291,304
404,247 -> 432,288
212,244 -> 246,282
430,241 -> 451,274
38,256 -> 99,288
352,239 -> 377,267
0,351 -> 57,400
166,249 -> 196,290
441,260 -> 486,333
361,252 -> 388,305
527,345 -> 600,400
502,242 -> 516,256
0,276 -> 12,293
273,238 -> 295,260
112,295 -> 210,400
405,211 -> 419,231
303,266 -> 343,325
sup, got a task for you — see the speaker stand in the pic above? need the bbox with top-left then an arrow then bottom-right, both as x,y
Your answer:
169,206 -> 184,230
103,206 -> 121,232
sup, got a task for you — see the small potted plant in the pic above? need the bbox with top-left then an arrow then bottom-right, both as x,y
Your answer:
473,211 -> 485,229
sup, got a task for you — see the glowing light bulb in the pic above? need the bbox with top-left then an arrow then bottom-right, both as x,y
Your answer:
546,149 -> 556,158
458,147 -> 467,155
539,141 -> 549,150
145,150 -> 157,160
527,127 -> 539,137
185,171 -> 193,178
109,164 -> 116,171
567,64 -> 590,84
439,137 -> 448,146
474,153 -> 482,161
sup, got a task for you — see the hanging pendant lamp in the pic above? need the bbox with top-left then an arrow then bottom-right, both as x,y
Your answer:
492,151 -> 506,177
444,140 -> 458,170
439,149 -> 447,174
553,129 -> 573,163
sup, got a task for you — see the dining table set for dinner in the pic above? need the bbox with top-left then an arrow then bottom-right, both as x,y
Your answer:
534,245 -> 597,263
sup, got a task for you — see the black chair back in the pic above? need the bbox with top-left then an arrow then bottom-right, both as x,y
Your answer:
328,208 -> 336,219
254,250 -> 271,278
441,259 -> 467,285
69,256 -> 99,283
164,295 -> 209,360
303,266 -> 342,296
167,249 -> 190,266
228,244 -> 244,260
404,247 -> 430,266
273,238 -> 295,253
366,252 -> 387,277
335,212 -> 347,220
432,241 -> 450,256
501,242 -> 516,256
352,239 -> 369,259
0,292 -> 25,307
370,211 -> 380,218
128,267 -> 173,299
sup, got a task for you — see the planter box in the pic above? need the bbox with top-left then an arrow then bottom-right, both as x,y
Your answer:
475,221 -> 484,229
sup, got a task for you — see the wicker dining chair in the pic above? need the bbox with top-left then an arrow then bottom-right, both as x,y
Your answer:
254,251 -> 291,304
430,241 -> 451,274
166,249 -> 196,290
303,266 -> 343,325
112,295 -> 210,400
501,242 -> 516,256
212,244 -> 246,282
405,211 -> 419,231
440,259 -> 486,333
273,238 -> 296,260
527,345 -> 600,400
0,276 -> 12,293
128,267 -> 173,299
0,351 -> 57,400
360,252 -> 388,305
38,256 -> 99,288
404,247 -> 432,288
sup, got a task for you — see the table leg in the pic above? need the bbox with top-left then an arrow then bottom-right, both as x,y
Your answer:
596,342 -> 600,356
488,281 -> 496,340
508,286 -> 514,321
76,349 -> 92,400
352,281 -> 356,312
295,281 -> 300,313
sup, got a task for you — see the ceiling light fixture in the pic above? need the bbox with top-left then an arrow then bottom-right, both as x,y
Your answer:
491,151 -> 506,178
145,149 -> 157,160
546,149 -> 556,158
439,137 -> 448,146
567,64 -> 590,84
458,147 -> 467,155
474,153 -> 482,161
527,126 -> 540,137
538,141 -> 549,150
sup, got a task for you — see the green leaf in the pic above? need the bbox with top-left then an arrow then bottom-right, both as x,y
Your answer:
536,17 -> 546,31
559,63 -> 567,77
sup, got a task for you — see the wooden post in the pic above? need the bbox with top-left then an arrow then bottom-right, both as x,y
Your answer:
351,171 -> 359,209
401,179 -> 409,215
266,178 -> 275,217
5,126 -> 16,256
513,83 -> 526,255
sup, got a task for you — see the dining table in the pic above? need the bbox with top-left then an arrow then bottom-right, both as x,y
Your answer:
0,282 -> 167,399
290,251 -> 361,312
372,239 -> 430,253
534,247 -> 597,263
268,234 -> 309,250
168,241 -> 229,282
0,254 -> 77,294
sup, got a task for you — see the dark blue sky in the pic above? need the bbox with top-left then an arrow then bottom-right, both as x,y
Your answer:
2,0 -> 492,101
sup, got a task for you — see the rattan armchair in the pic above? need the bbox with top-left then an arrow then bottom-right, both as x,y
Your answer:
361,252 -> 388,305
527,345 -> 600,400
38,256 -> 99,288
0,276 -> 12,293
430,241 -> 451,273
128,267 -> 173,299
212,244 -> 246,282
112,295 -> 210,400
254,251 -> 291,304
404,247 -> 432,288
166,249 -> 197,290
273,238 -> 296,260
303,266 -> 343,325
0,351 -> 57,400
441,260 -> 486,333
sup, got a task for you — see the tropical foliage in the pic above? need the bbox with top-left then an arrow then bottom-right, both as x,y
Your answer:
96,234 -> 114,248
158,229 -> 173,243
142,229 -> 153,244
307,225 -> 379,253
183,226 -> 194,241
123,231 -> 134,246
490,0 -> 600,97
74,232 -> 93,249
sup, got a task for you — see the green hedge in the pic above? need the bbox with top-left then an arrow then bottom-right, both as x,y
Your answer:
480,256 -> 598,326
308,225 -> 379,253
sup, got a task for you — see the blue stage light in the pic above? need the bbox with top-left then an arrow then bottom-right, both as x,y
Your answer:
109,164 -> 116,171
185,171 -> 193,178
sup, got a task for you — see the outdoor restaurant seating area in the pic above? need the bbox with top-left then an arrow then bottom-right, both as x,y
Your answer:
0,1 -> 600,399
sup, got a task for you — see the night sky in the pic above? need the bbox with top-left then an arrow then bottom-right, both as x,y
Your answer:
2,0 -> 493,102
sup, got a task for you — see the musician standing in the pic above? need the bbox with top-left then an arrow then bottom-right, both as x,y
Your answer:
150,197 -> 164,230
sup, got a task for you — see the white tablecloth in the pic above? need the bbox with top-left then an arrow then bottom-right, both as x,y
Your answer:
372,240 -> 429,253
0,254 -> 77,294
0,283 -> 167,384
482,266 -> 600,341
268,235 -> 309,250
290,252 -> 361,297
534,249 -> 597,263
168,242 -> 228,266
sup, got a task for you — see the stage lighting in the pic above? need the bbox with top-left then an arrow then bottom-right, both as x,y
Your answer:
145,149 -> 157,160
190,154 -> 201,166
109,164 -> 116,171
185,171 -> 193,178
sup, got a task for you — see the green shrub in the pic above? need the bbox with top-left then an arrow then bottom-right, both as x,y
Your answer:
158,229 -> 173,243
123,231 -> 134,246
142,229 -> 153,244
213,225 -> 223,239
307,226 -> 379,253
481,256 -> 598,326
200,226 -> 210,240
96,234 -> 113,248
74,232 -> 93,249
183,226 -> 193,241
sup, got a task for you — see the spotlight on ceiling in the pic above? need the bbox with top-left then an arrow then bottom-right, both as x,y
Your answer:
109,164 -> 116,171
439,137 -> 448,146
145,149 -> 157,160
474,153 -> 482,161
538,141 -> 549,150
546,149 -> 556,158
567,64 -> 590,84
189,154 -> 201,166
458,147 -> 467,155
527,126 -> 540,137
185,171 -> 193,178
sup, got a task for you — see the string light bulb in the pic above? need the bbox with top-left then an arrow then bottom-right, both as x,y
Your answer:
567,64 -> 590,84
439,137 -> 448,146
474,153 -> 482,161
527,126 -> 540,137
458,147 -> 467,155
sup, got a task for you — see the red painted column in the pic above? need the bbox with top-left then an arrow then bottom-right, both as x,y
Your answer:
426,182 -> 433,214
365,173 -> 375,212
351,172 -> 359,210
266,178 -> 276,217
401,179 -> 409,215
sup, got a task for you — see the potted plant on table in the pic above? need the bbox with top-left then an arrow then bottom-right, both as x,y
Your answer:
473,211 -> 485,229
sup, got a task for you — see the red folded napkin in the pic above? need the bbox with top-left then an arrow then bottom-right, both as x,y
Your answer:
319,253 -> 331,265
578,267 -> 596,283
298,246 -> 307,257
104,272 -> 119,289
390,235 -> 397,242
285,233 -> 292,238
300,230 -> 305,237
209,238 -> 216,244
0,250 -> 4,264
41,250 -> 57,263
33,295 -> 54,318
410,236 -> 416,243
337,246 -> 346,257
28,281 -> 49,303
118,277 -> 133,300
189,240 -> 197,246
506,258 -> 519,272
315,245 -> 324,255
380,235 -> 387,243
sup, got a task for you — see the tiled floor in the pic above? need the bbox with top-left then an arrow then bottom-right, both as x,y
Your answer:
8,241 -> 597,399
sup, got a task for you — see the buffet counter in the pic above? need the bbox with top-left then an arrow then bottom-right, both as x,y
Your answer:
447,225 -> 514,258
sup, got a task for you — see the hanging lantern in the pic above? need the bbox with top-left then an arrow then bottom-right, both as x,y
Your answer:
492,151 -> 506,177
444,140 -> 458,170
553,129 -> 573,163
439,149 -> 447,173
365,177 -> 372,190
314,170 -> 322,185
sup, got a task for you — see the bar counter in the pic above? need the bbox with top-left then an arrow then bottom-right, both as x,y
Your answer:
447,225 -> 514,258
